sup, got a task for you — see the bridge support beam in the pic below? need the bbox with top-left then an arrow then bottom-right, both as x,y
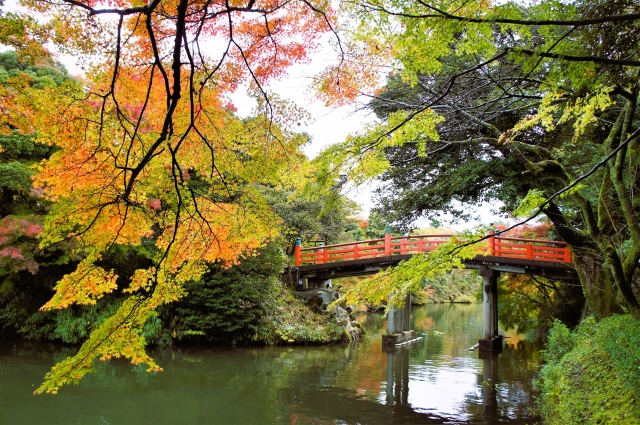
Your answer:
479,268 -> 502,351
307,278 -> 333,289
402,293 -> 411,332
383,294 -> 414,346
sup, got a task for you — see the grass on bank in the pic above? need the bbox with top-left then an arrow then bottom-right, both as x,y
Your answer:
536,314 -> 640,424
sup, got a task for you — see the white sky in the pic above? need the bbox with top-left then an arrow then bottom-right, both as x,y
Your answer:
229,49 -> 502,229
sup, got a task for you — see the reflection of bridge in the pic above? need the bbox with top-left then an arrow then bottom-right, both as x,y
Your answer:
282,347 -> 522,424
290,232 -> 578,350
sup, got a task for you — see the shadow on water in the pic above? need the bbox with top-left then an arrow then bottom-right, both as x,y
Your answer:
0,304 -> 541,425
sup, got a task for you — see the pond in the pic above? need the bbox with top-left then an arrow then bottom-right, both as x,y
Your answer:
0,304 -> 542,424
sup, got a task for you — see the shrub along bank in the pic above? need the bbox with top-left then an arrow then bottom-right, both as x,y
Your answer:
0,242 -> 345,346
149,242 -> 344,345
536,315 -> 640,424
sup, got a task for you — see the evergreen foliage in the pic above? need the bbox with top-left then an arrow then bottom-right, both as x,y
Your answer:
0,51 -> 70,88
263,187 -> 362,253
152,242 -> 338,345
316,0 -> 640,319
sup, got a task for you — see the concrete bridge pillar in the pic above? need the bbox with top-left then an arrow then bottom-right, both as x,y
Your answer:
383,293 -> 414,346
479,267 -> 502,351
402,293 -> 411,331
387,304 -> 396,334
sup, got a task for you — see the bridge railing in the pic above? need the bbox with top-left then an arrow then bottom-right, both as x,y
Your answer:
491,236 -> 572,263
294,232 -> 572,266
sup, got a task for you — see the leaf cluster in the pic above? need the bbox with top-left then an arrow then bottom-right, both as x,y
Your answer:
322,0 -> 640,318
340,228 -> 486,308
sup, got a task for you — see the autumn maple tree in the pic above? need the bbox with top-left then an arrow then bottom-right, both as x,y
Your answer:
0,0 -> 341,393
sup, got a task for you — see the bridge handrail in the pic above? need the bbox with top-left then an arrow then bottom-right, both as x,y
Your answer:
388,234 -> 456,241
299,237 -> 387,251
493,236 -> 568,245
295,233 -> 572,266
298,234 -> 460,251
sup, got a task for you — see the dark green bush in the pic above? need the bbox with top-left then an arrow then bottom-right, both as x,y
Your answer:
153,242 -> 342,345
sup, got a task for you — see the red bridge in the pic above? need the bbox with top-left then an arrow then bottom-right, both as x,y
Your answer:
292,232 -> 577,282
288,231 -> 577,351
295,232 -> 572,267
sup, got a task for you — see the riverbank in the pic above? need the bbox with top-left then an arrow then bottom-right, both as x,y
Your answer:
536,314 -> 640,424
0,242 -> 354,347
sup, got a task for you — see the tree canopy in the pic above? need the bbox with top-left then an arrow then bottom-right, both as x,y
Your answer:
316,0 -> 640,317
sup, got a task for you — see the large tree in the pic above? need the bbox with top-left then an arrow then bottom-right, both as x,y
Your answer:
316,0 -> 640,317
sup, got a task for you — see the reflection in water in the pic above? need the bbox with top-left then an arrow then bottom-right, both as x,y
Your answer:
480,350 -> 500,421
385,347 -> 410,406
0,304 -> 541,425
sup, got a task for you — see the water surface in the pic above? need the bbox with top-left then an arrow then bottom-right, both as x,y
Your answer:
0,304 -> 541,424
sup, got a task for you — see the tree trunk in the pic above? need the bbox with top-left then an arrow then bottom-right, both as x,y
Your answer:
0,189 -> 16,216
572,248 -> 623,319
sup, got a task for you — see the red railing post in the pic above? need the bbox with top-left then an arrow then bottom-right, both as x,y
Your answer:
385,228 -> 392,256
318,242 -> 324,264
418,236 -> 424,253
564,246 -> 572,262
526,243 -> 533,259
294,237 -> 301,266
488,229 -> 496,256
353,244 -> 359,260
